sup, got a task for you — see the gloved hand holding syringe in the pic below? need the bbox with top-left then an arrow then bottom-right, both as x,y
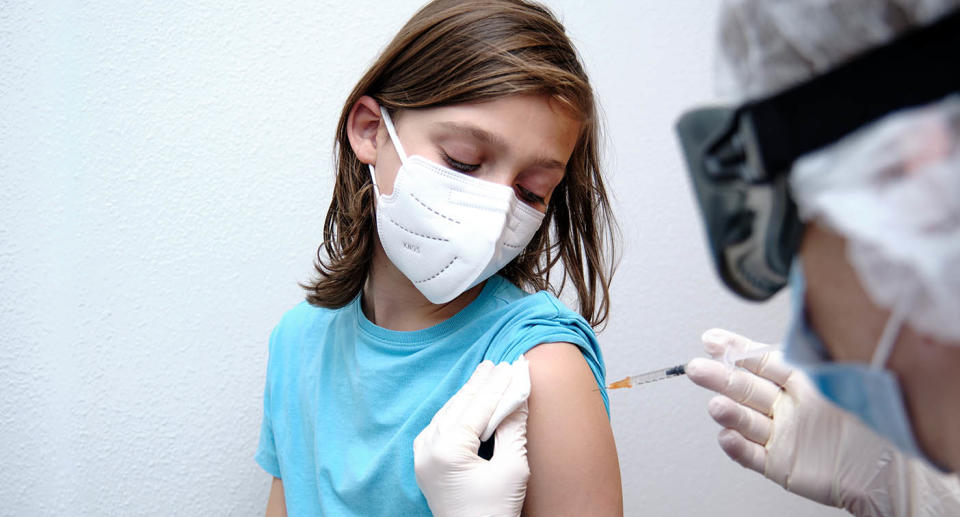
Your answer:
603,343 -> 779,389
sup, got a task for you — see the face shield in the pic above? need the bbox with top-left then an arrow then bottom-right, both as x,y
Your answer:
674,8 -> 960,301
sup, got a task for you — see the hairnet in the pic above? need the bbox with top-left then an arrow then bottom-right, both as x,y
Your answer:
714,0 -> 960,343
791,96 -> 960,343
715,0 -> 960,100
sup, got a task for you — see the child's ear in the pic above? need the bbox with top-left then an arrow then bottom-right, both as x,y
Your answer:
346,96 -> 382,165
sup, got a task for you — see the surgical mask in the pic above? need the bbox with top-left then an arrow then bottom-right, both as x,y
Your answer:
368,107 -> 545,304
784,264 -> 949,471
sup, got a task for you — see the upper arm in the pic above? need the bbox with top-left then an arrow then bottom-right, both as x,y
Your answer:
265,477 -> 286,517
521,342 -> 623,516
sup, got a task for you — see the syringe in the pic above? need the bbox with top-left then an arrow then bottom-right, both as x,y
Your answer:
603,344 -> 778,390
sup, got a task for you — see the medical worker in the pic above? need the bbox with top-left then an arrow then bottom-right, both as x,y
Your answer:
416,0 -> 960,515
675,0 -> 960,514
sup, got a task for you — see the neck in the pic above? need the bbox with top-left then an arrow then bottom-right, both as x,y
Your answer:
361,242 -> 485,331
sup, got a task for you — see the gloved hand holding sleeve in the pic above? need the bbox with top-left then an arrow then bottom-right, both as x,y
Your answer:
686,328 -> 960,517
413,357 -> 531,517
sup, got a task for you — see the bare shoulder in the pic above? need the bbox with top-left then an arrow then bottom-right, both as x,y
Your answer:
522,343 -> 623,517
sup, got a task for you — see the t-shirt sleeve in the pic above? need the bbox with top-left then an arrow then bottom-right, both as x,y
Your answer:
254,325 -> 282,479
489,293 -> 610,416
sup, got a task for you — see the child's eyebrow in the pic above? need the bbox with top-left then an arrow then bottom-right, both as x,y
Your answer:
433,121 -> 508,149
433,121 -> 567,172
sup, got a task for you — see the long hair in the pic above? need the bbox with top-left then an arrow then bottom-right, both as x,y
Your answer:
304,0 -> 619,328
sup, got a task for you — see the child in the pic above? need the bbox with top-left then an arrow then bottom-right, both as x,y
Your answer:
256,1 -> 622,514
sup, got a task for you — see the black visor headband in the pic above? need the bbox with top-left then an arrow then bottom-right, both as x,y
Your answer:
733,7 -> 960,182
675,8 -> 960,301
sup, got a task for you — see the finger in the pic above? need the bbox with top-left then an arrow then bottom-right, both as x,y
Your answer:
685,358 -> 780,415
701,329 -> 793,386
461,360 -> 496,397
481,356 -> 531,441
446,360 -> 496,412
457,361 -> 514,436
701,328 -> 754,358
717,428 -> 766,474
492,402 -> 529,460
707,395 -> 772,446
685,357 -> 728,390
735,351 -> 794,387
431,360 -> 494,429
413,423 -> 430,456
491,406 -> 531,484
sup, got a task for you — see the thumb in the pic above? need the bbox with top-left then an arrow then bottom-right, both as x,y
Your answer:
492,402 -> 529,461
481,356 -> 531,441
491,403 -> 531,488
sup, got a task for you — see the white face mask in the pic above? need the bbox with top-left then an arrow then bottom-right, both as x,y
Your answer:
369,107 -> 546,304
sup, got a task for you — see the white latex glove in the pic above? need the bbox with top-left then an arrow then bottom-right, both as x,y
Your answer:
413,357 -> 531,517
686,328 -> 960,517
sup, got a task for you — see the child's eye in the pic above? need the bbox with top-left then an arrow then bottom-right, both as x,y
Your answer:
441,151 -> 480,173
515,185 -> 546,207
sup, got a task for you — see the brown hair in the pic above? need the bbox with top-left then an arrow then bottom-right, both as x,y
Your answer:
303,0 -> 619,328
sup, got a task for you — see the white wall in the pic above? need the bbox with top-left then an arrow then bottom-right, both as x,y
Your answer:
0,1 -> 843,515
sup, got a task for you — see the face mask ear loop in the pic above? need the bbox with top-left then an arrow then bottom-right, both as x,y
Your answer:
368,164 -> 380,197
870,283 -> 915,370
870,283 -> 916,517
369,106 -> 407,197
379,106 -> 408,163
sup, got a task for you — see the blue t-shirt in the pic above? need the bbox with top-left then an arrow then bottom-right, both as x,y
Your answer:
255,275 -> 608,516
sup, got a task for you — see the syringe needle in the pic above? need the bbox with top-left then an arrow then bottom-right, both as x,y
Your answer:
600,364 -> 686,390
600,345 -> 782,391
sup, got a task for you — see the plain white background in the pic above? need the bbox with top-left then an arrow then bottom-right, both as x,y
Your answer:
0,1 -> 846,515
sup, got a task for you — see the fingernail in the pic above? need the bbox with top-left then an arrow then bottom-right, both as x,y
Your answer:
702,328 -> 722,341
685,357 -> 711,379
717,428 -> 738,447
707,396 -> 727,419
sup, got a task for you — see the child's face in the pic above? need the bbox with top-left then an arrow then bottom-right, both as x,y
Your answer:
371,94 -> 580,213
